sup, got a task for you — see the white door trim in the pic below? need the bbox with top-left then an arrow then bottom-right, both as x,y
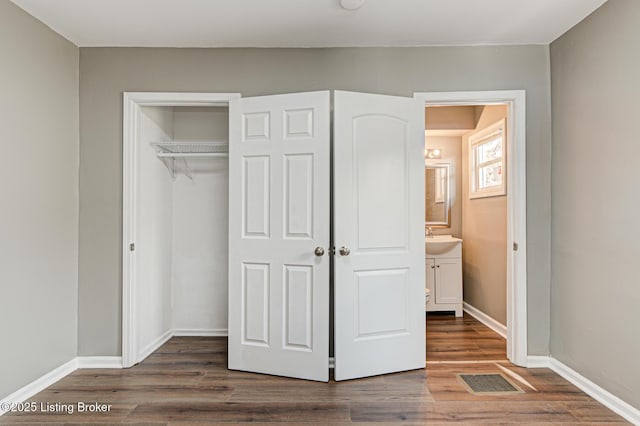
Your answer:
122,92 -> 240,368
413,90 -> 528,367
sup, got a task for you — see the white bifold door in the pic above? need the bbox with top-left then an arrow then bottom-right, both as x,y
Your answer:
228,90 -> 425,382
228,91 -> 331,381
333,91 -> 425,380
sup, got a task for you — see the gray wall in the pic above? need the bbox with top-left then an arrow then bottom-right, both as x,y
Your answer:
78,46 -> 552,356
0,2 -> 79,398
462,106 -> 508,325
551,0 -> 640,409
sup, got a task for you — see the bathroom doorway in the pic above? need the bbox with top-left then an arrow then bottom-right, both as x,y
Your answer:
414,91 -> 527,367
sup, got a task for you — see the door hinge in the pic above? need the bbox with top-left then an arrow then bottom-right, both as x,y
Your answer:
513,242 -> 518,251
129,243 -> 135,252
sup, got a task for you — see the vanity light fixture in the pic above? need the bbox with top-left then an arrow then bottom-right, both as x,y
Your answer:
339,0 -> 366,11
425,148 -> 442,159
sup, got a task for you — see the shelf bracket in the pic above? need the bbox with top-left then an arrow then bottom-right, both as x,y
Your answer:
158,157 -> 177,180
182,158 -> 193,181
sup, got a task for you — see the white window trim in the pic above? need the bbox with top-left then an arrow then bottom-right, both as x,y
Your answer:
469,118 -> 506,199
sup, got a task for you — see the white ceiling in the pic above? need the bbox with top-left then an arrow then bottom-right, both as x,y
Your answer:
11,0 -> 607,48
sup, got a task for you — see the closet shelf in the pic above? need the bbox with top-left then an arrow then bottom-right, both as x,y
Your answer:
151,141 -> 228,180
151,141 -> 229,158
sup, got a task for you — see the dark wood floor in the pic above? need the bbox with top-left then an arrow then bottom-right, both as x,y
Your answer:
1,313 -> 627,424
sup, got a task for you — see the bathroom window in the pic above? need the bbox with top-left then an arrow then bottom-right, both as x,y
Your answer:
469,118 -> 506,199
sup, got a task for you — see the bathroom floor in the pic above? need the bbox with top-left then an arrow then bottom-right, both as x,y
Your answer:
426,312 -> 507,362
0,314 -> 627,424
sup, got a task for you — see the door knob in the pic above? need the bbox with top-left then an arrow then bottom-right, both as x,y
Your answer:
314,247 -> 325,256
339,246 -> 351,256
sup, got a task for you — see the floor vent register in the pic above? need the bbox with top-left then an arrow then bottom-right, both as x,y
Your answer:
457,373 -> 524,395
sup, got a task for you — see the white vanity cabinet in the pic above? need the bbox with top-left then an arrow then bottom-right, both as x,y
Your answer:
425,236 -> 463,317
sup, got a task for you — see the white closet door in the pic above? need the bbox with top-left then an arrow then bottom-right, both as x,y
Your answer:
333,91 -> 425,381
228,91 -> 330,382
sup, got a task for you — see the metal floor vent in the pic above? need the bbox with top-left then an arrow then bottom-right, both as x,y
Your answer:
457,373 -> 524,395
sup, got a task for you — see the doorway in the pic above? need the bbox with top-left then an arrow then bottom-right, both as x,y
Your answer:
415,91 -> 527,367
122,92 -> 240,368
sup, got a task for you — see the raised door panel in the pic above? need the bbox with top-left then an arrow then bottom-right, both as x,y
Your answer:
242,112 -> 270,141
284,265 -> 313,351
242,263 -> 270,346
242,156 -> 270,238
284,109 -> 314,139
284,154 -> 313,239
354,115 -> 408,251
355,269 -> 409,339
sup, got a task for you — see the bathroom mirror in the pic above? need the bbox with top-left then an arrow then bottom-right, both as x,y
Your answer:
425,163 -> 451,227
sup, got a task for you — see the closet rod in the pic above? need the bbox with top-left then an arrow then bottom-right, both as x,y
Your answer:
156,153 -> 228,158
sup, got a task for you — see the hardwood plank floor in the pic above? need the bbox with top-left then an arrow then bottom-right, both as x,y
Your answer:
426,312 -> 508,362
0,313 -> 628,424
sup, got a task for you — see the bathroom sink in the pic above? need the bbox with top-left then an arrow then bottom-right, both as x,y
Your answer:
425,235 -> 462,255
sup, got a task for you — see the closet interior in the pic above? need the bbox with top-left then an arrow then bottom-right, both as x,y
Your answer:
136,105 -> 229,360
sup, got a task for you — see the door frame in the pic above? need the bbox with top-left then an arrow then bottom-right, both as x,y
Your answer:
121,92 -> 240,368
414,90 -> 528,367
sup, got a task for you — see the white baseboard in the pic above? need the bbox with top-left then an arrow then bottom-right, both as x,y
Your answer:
463,302 -> 507,338
526,355 -> 550,368
548,357 -> 640,425
173,328 -> 228,337
524,355 -> 640,424
0,358 -> 77,416
0,329 -> 228,417
76,356 -> 123,369
138,329 -> 173,361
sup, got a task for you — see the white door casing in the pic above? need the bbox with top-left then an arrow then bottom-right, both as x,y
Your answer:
333,91 -> 425,381
228,91 -> 330,382
414,90 -> 527,367
122,92 -> 240,369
